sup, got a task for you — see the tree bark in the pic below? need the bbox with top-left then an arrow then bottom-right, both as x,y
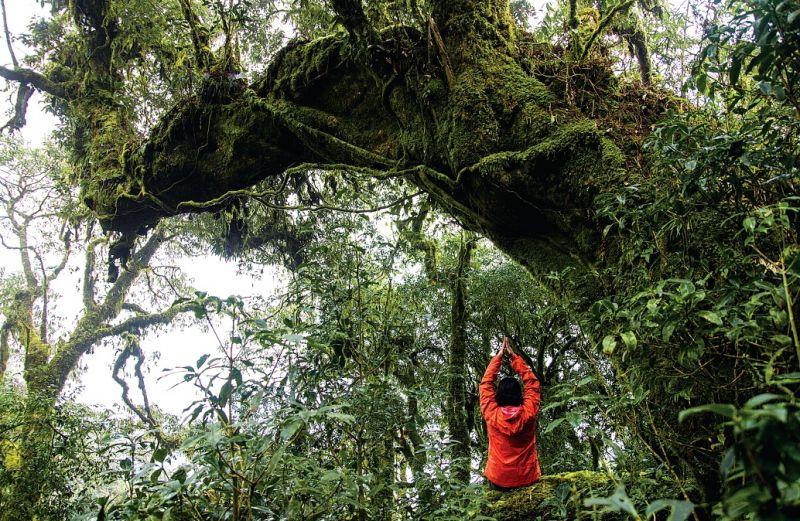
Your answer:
446,232 -> 476,483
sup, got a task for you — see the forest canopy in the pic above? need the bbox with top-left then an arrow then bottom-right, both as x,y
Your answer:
0,0 -> 799,520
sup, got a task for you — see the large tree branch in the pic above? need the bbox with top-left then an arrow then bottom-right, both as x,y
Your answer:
48,300 -> 192,393
0,66 -> 69,99
97,226 -> 167,322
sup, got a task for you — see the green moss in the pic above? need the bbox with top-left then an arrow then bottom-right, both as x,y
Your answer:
435,50 -> 557,171
488,471 -> 621,521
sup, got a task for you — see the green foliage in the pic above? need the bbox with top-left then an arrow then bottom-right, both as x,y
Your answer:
680,385 -> 800,520
0,390 -> 114,521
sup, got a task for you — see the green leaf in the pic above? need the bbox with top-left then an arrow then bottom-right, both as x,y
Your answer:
230,367 -> 243,386
196,354 -> 209,369
566,411 -> 583,428
326,412 -> 356,424
172,468 -> 187,484
280,419 -> 302,441
544,417 -> 565,434
584,485 -> 638,516
620,331 -> 637,349
743,216 -> 756,233
720,447 -> 736,478
662,323 -> 675,342
153,447 -> 169,463
253,318 -> 269,329
697,310 -> 723,326
218,382 -> 233,407
321,470 -> 341,482
729,55 -> 742,85
679,403 -> 736,423
645,499 -> 695,521
602,335 -> 617,355
788,9 -> 800,24
771,334 -> 792,345
743,393 -> 782,409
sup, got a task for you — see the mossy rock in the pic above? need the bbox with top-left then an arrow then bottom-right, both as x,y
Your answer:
488,471 -> 624,521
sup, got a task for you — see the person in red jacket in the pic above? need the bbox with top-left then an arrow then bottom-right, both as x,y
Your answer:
480,337 -> 541,489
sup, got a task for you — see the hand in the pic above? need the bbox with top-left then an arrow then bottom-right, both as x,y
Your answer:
502,336 -> 513,356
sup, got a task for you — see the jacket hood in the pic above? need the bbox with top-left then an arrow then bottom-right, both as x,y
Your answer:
500,405 -> 523,420
494,405 -> 527,435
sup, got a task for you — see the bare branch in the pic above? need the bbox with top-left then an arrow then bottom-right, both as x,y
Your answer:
36,252 -> 48,343
0,0 -> 16,67
48,227 -> 73,280
0,83 -> 34,133
112,334 -> 170,445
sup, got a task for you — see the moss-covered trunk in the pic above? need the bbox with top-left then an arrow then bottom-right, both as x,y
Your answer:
1,392 -> 58,521
446,233 -> 476,483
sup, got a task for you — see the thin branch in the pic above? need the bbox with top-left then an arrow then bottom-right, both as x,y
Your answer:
579,0 -> 637,62
428,17 -> 455,90
37,252 -> 48,343
112,334 -> 172,447
0,0 -> 16,67
48,227 -> 72,280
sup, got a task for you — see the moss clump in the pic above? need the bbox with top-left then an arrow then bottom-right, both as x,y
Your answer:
488,471 -> 621,521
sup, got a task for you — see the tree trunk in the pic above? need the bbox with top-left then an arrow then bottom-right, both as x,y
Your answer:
446,233 -> 476,483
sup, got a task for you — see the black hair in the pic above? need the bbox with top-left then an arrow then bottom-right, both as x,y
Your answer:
496,377 -> 522,406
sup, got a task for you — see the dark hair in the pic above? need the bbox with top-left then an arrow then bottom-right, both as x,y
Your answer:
496,377 -> 522,406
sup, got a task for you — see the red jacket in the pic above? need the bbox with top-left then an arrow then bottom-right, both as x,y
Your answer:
480,352 -> 541,488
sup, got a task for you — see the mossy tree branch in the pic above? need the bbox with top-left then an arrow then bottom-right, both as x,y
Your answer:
0,66 -> 69,99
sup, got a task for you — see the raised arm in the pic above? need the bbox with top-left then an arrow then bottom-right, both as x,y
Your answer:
510,353 -> 541,419
480,352 -> 503,419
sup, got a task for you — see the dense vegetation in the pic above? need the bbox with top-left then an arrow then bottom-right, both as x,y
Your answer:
0,0 -> 798,519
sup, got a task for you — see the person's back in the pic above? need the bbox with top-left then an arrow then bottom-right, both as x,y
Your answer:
480,338 -> 541,489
